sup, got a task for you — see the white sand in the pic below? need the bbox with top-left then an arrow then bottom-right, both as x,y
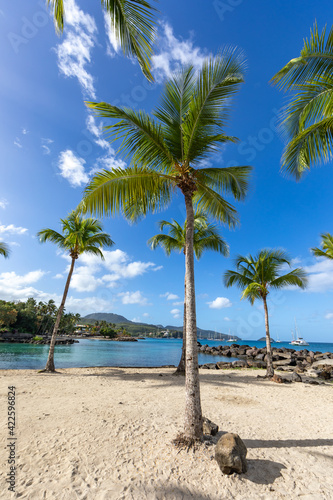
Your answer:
1,367 -> 333,499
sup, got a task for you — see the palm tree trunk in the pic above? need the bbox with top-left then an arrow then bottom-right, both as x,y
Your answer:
183,192 -> 203,441
42,257 -> 76,372
174,274 -> 186,375
263,295 -> 274,378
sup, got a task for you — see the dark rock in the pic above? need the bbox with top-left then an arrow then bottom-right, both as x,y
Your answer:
203,417 -> 219,436
231,360 -> 247,368
201,363 -> 217,370
290,372 -> 302,383
216,362 -> 232,369
215,433 -> 247,475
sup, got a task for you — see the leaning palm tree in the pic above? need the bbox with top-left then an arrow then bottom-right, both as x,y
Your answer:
81,50 -> 252,442
37,210 -> 114,372
0,242 -> 10,258
224,249 -> 307,378
148,211 -> 229,375
311,232 -> 333,260
271,23 -> 333,180
46,0 -> 157,81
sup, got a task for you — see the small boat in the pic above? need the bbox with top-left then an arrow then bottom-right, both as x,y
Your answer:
276,333 -> 281,343
227,335 -> 238,342
290,320 -> 309,346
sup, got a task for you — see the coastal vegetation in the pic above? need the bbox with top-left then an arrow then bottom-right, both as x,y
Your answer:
81,50 -> 251,442
37,210 -> 114,372
46,0 -> 157,81
271,23 -> 333,179
224,249 -> 308,378
148,211 -> 229,375
0,297 -> 80,335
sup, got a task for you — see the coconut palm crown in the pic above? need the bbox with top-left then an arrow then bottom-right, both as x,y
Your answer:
224,249 -> 307,377
81,50 -> 252,442
37,210 -> 114,372
311,232 -> 333,260
271,22 -> 333,180
46,0 -> 157,81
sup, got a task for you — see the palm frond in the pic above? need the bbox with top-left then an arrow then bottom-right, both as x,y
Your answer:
193,182 -> 239,227
0,242 -> 10,258
311,232 -> 333,260
47,0 -> 64,34
101,0 -> 157,82
281,116 -> 333,179
82,166 -> 175,221
183,48 -> 246,163
85,102 -> 174,170
270,268 -> 308,289
195,165 -> 252,201
271,22 -> 333,90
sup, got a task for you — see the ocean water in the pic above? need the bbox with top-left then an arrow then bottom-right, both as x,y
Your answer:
0,338 -> 332,370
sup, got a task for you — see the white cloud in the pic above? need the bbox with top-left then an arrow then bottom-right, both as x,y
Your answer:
54,273 -> 64,279
143,312 -> 149,317
118,291 -> 149,305
14,138 -> 22,148
0,224 -> 28,236
325,313 -> 333,320
60,249 -> 161,292
304,259 -> 333,293
152,23 -> 207,81
22,128 -> 28,135
42,145 -> 51,155
57,150 -> 89,187
170,308 -> 181,319
224,316 -> 231,321
0,270 -> 46,302
173,301 -> 184,306
160,292 -> 180,301
207,297 -> 232,309
0,199 -> 8,210
56,0 -> 97,98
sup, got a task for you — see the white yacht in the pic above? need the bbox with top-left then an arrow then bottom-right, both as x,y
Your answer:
290,320 -> 309,346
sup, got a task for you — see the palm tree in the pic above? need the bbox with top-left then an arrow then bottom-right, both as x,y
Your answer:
81,50 -> 252,442
37,210 -> 114,372
148,211 -> 229,375
271,23 -> 333,180
46,0 -> 157,81
0,242 -> 10,258
224,249 -> 307,377
311,232 -> 333,260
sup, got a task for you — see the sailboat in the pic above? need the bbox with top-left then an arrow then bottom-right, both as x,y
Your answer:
290,319 -> 309,346
276,333 -> 281,343
227,330 -> 238,342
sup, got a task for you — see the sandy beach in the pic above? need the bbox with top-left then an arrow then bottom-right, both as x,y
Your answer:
1,367 -> 333,499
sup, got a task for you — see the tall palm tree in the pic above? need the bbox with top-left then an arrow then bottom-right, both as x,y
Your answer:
0,242 -> 10,258
311,232 -> 333,260
37,210 -> 114,372
224,249 -> 307,377
148,211 -> 229,375
46,0 -> 157,81
271,23 -> 333,180
81,50 -> 252,442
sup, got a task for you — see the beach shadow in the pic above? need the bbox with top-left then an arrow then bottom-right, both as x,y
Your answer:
243,458 -> 286,485
143,485 -> 215,499
244,438 -> 333,448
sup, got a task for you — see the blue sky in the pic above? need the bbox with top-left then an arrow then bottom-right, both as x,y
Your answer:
1,0 -> 333,342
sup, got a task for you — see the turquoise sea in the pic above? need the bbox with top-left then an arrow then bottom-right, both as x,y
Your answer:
0,338 -> 332,370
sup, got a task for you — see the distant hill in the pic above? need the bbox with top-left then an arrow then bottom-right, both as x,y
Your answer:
83,313 -> 131,324
82,312 -> 237,340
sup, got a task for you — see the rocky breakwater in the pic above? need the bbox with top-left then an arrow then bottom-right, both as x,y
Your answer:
0,332 -> 77,345
198,343 -> 333,382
